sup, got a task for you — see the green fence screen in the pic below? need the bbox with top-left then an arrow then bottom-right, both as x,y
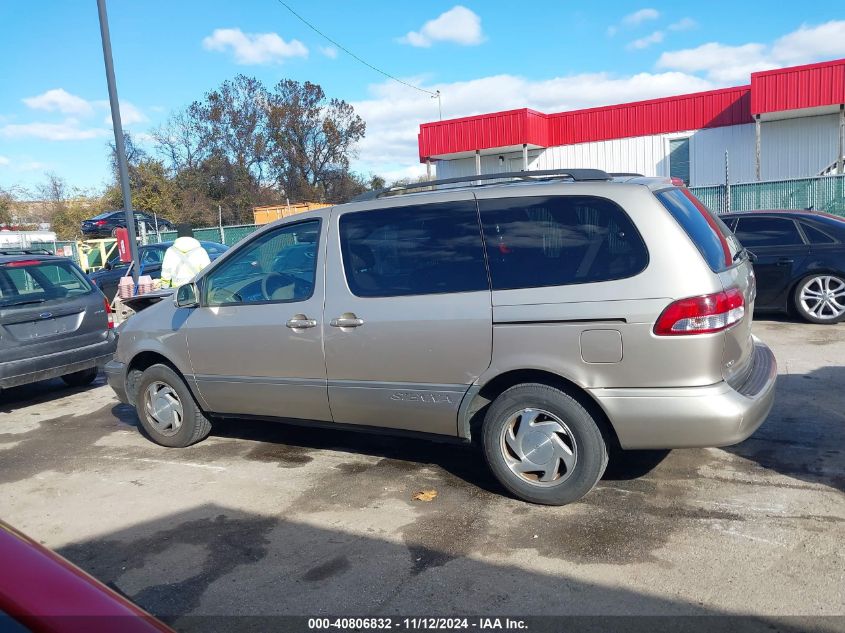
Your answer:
691,175 -> 845,216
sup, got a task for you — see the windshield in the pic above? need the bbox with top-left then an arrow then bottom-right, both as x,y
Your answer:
0,260 -> 94,307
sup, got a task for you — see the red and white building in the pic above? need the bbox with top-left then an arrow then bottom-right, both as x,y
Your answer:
418,59 -> 845,187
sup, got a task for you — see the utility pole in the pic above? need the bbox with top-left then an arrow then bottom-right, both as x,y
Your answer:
96,0 -> 139,282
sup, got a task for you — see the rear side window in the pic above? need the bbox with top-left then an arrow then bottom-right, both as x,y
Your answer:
478,195 -> 648,291
339,201 -> 488,297
800,223 -> 836,244
0,260 -> 93,307
734,217 -> 803,248
656,188 -> 737,272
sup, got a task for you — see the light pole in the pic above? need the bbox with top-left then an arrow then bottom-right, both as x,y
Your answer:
96,0 -> 139,282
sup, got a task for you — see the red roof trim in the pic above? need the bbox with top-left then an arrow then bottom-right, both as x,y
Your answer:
419,58 -> 845,162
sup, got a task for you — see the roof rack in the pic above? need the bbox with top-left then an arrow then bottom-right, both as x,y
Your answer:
609,172 -> 645,177
0,249 -> 53,256
352,168 -> 612,202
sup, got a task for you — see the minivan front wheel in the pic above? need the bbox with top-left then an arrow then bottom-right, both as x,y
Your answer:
482,383 -> 608,505
135,364 -> 211,447
794,274 -> 845,324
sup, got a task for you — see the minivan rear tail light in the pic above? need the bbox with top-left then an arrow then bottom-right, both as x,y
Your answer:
654,288 -> 745,336
2,260 -> 41,268
104,297 -> 114,329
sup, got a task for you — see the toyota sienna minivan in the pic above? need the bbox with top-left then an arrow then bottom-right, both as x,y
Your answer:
106,170 -> 777,505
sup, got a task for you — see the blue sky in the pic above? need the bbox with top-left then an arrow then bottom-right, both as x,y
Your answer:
1,1 -> 844,194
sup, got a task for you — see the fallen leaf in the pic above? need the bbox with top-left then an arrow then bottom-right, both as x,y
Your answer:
413,489 -> 438,502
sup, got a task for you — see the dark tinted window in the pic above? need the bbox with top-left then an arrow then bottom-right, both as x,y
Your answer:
340,201 -> 487,297
800,223 -> 836,244
657,188 -> 734,271
734,217 -> 803,248
478,196 -> 648,291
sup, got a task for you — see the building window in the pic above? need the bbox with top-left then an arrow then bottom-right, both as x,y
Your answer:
669,138 -> 691,185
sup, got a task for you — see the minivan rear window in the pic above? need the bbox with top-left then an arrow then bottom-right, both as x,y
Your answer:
478,195 -> 648,291
656,188 -> 739,272
0,259 -> 93,307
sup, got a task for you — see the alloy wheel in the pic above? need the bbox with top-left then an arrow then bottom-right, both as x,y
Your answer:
799,275 -> 845,321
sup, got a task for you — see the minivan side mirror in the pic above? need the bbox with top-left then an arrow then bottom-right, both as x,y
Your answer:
174,282 -> 199,308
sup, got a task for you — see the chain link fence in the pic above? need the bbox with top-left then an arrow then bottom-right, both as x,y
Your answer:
146,223 -> 260,247
691,175 -> 845,216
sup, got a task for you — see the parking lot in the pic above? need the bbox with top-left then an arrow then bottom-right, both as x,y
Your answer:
1,318 -> 843,629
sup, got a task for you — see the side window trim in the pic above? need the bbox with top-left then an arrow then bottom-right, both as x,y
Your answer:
200,217 -> 322,308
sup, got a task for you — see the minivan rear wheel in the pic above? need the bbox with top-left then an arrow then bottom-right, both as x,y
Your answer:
135,364 -> 211,447
793,274 -> 845,324
482,383 -> 608,505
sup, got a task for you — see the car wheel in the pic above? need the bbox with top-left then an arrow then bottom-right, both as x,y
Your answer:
61,367 -> 98,387
111,227 -> 120,238
481,383 -> 608,505
135,364 -> 211,447
793,274 -> 845,324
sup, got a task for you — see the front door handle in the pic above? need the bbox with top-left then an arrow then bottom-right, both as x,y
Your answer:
286,314 -> 317,329
777,258 -> 794,266
330,313 -> 364,328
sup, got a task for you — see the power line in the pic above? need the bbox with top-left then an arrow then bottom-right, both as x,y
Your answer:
274,0 -> 441,104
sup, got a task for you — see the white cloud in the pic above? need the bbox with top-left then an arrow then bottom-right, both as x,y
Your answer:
771,20 -> 845,64
351,71 -> 713,176
401,6 -> 484,47
320,46 -> 338,59
22,88 -> 94,116
19,161 -> 49,172
0,119 -> 111,141
657,20 -> 845,83
623,8 -> 660,27
0,156 -> 9,166
102,101 -> 148,126
668,17 -> 697,32
202,28 -> 308,65
628,31 -> 664,50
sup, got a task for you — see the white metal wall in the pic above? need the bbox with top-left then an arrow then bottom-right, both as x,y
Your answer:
433,114 -> 838,186
761,113 -> 840,180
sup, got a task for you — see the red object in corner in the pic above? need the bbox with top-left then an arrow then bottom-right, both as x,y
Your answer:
0,521 -> 173,633
115,227 -> 131,263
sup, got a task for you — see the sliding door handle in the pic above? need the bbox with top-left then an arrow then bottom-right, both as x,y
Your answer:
330,313 -> 364,328
286,315 -> 317,329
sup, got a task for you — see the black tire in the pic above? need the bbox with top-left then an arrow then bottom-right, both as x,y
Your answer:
135,364 -> 211,448
111,226 -> 120,238
792,274 -> 845,324
481,383 -> 608,505
61,367 -> 98,388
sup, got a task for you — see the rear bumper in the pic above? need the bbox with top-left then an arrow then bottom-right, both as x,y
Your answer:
0,334 -> 117,389
104,359 -> 129,404
590,337 -> 777,449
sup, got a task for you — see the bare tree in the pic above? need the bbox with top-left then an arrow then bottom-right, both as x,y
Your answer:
267,80 -> 366,202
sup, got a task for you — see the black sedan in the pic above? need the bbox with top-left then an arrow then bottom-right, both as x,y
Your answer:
81,210 -> 175,238
89,240 -> 228,301
721,210 -> 845,324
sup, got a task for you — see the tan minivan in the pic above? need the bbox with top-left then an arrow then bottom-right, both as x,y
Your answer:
106,170 -> 777,505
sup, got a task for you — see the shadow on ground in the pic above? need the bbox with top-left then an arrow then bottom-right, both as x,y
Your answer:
52,504 -> 839,633
723,366 -> 845,493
